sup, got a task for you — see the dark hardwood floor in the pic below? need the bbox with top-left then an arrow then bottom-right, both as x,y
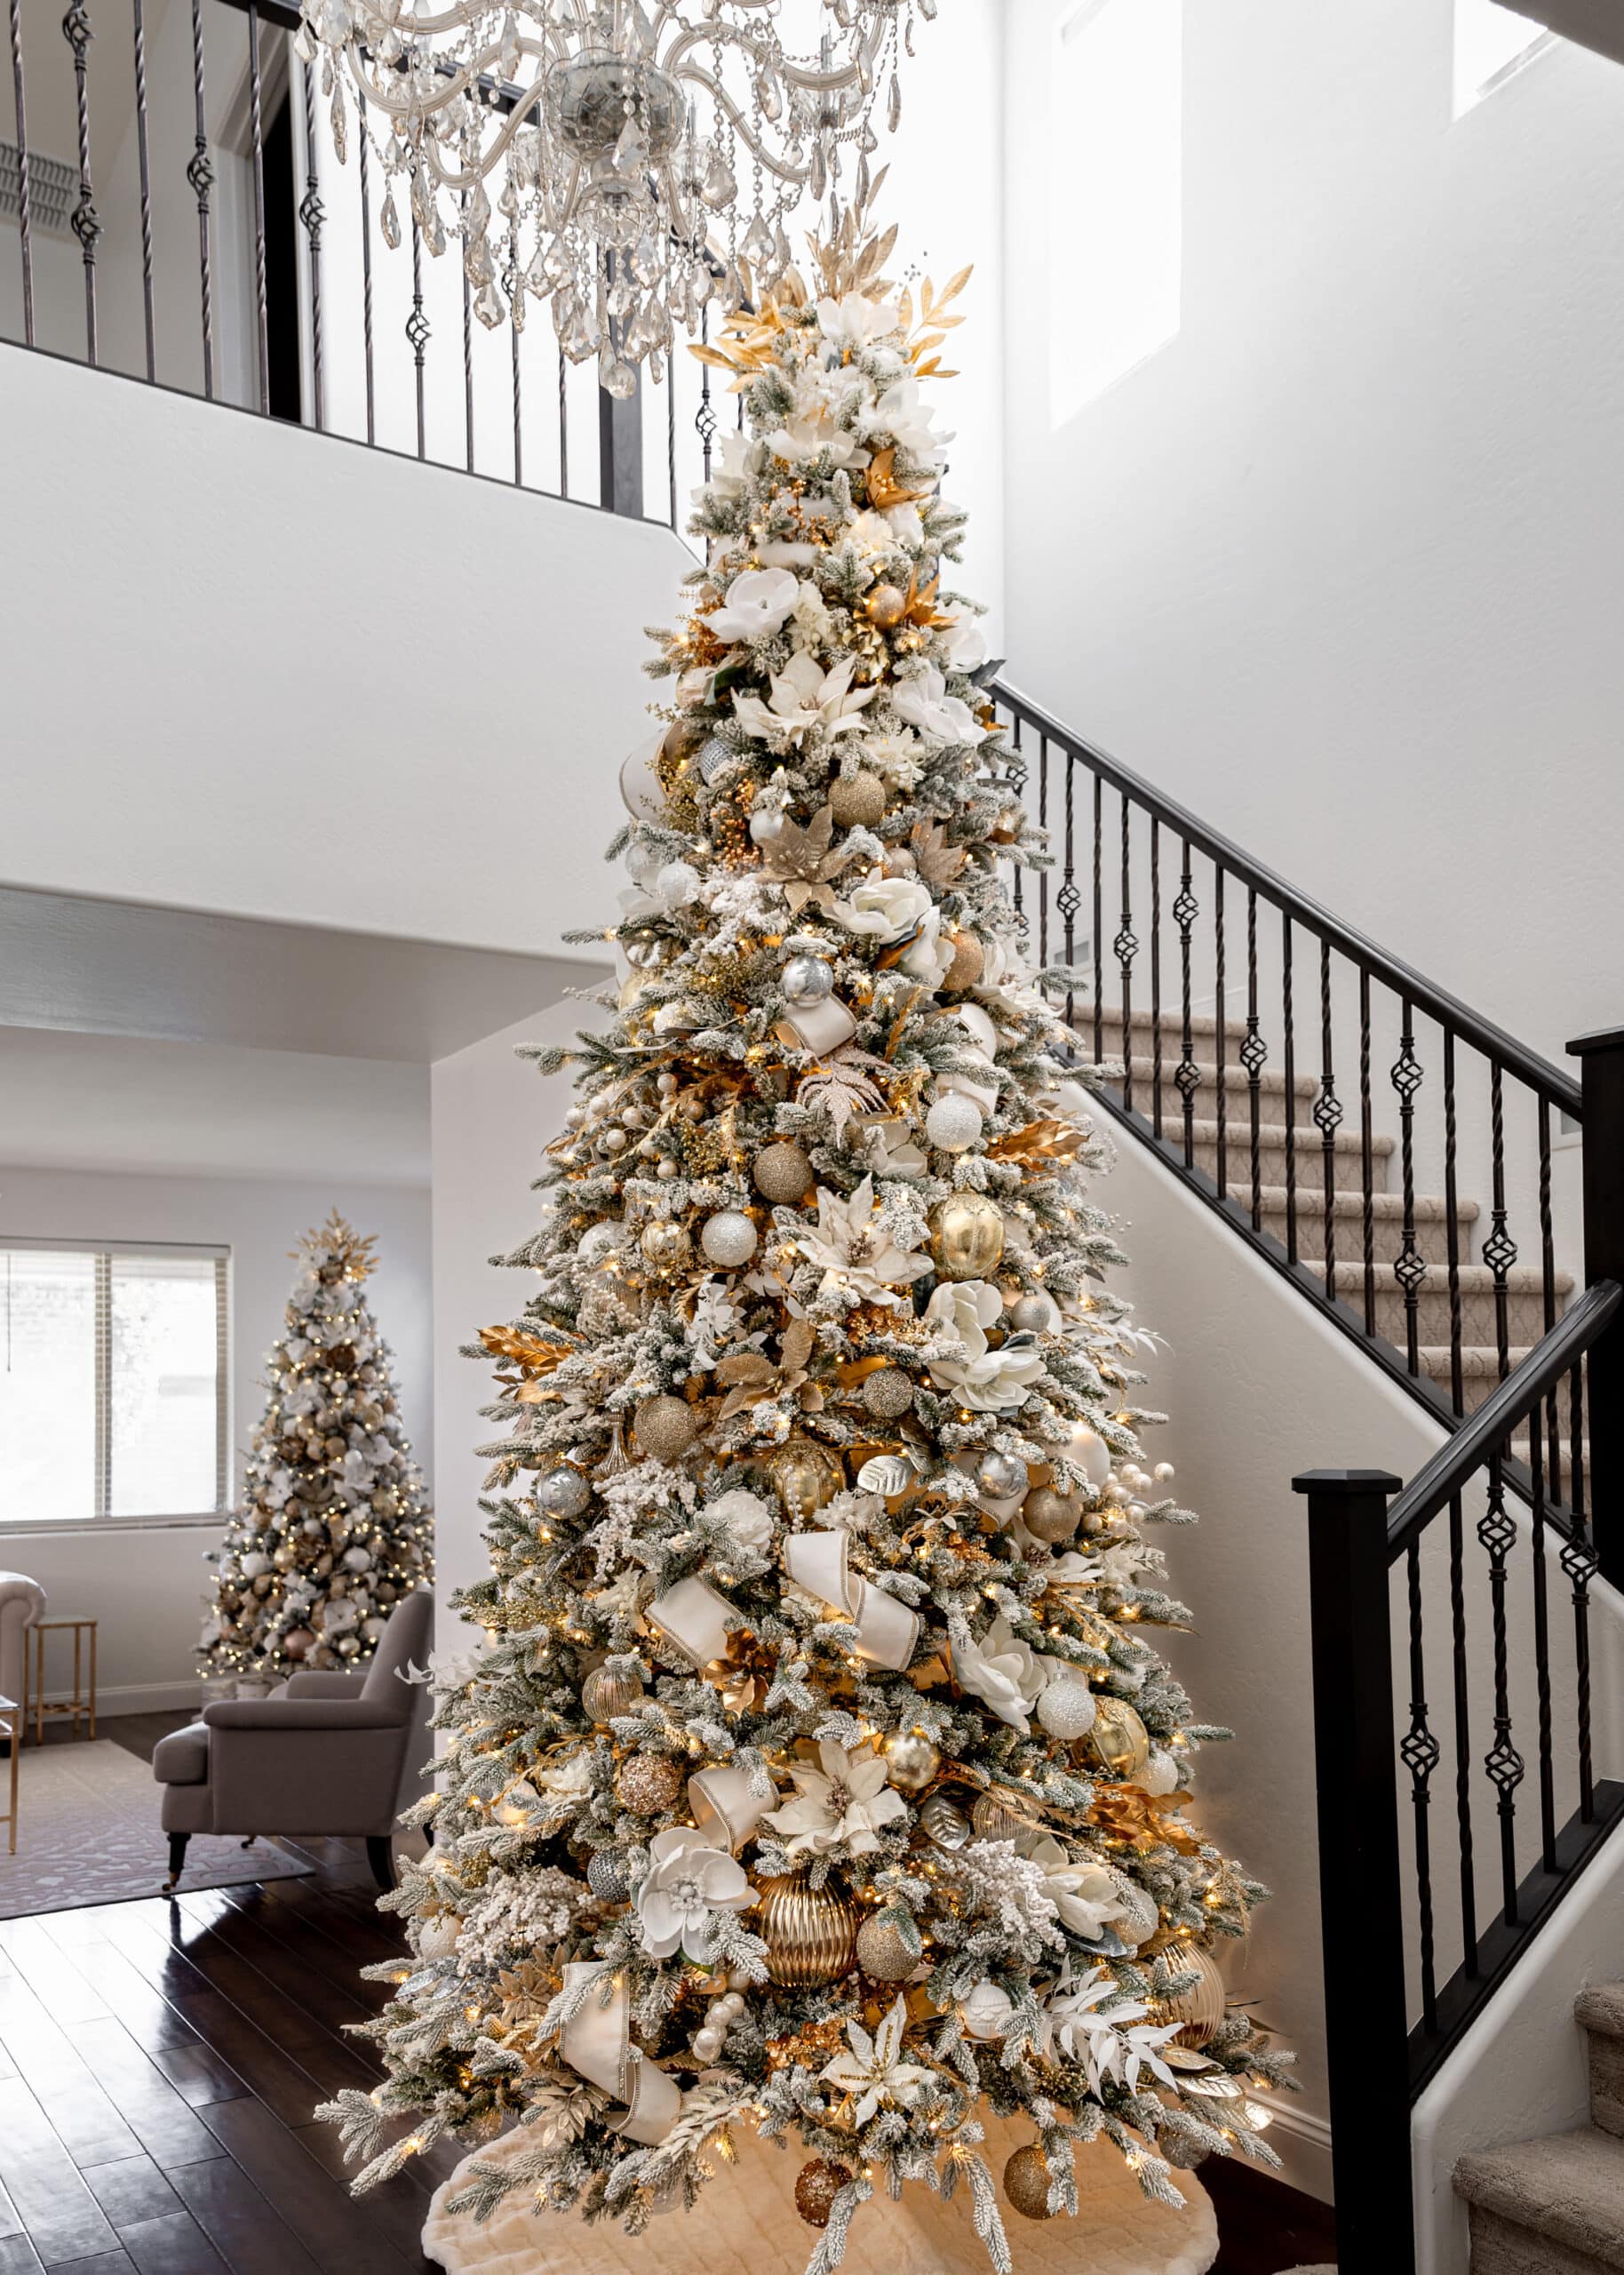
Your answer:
0,1715 -> 1335,2273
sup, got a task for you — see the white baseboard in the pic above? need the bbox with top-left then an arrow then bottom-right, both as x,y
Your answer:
84,1678 -> 203,1718
1250,2095 -> 1333,2205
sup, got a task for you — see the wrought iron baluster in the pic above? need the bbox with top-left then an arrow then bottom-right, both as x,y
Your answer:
1564,1356 -> 1596,1823
1150,819 -> 1163,1142
558,342 -> 569,496
1115,793 -> 1136,1112
510,261 -> 522,485
356,90 -> 375,443
6,0 -> 33,345
408,217 -> 428,459
1484,1064 -> 1517,1385
1447,1489 -> 1477,1975
666,353 -> 677,528
1058,760 -> 1078,1033
1008,736 -> 1025,925
1538,1100 -> 1561,1505
461,268 -> 474,470
1443,1032 -> 1464,1416
1401,1538 -> 1441,2035
299,60 -> 324,429
1316,938 -> 1342,1289
1214,867 -> 1227,1199
1529,1425 -> 1556,1872
245,4 -> 267,412
187,0 -> 213,397
1174,847 -> 1199,1169
131,0 -> 155,379
1037,736 -> 1049,970
695,303 -> 713,485
1391,1002 -> 1425,1376
1360,969 -> 1376,1334
1243,887 -> 1265,1227
1479,1454 -> 1525,1925
63,0 -> 99,364
1091,771 -> 1103,1065
1282,915 -> 1297,1261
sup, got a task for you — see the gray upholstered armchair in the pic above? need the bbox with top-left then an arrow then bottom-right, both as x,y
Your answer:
0,1573 -> 45,1739
153,1588 -> 434,1891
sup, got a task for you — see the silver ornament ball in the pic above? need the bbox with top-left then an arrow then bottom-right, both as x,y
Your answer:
977,1449 -> 1030,1502
1009,1292 -> 1058,1334
537,1465 -> 592,1520
781,954 -> 834,1009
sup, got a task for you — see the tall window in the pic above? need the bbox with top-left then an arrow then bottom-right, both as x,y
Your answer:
1453,0 -> 1554,115
1049,0 -> 1182,428
0,1242 -> 230,1524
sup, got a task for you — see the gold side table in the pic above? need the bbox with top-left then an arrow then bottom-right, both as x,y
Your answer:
31,1617 -> 97,1744
0,1694 -> 18,1851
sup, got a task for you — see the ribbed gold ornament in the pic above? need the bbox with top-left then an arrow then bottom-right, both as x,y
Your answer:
1084,1695 -> 1150,1778
1003,2144 -> 1056,2222
971,1790 -> 1036,1843
581,1664 -> 645,1723
758,1875 -> 857,1986
766,1438 -> 846,1521
927,1192 -> 1006,1280
1163,1944 -> 1227,2048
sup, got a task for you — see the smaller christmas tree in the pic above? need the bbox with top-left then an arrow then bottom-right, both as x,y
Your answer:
199,1213 -> 433,1681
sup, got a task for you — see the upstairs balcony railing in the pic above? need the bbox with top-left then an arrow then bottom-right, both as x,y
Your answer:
2,0 -> 717,526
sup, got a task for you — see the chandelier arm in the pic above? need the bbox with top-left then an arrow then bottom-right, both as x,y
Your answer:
657,59 -> 815,187
414,78 -> 556,192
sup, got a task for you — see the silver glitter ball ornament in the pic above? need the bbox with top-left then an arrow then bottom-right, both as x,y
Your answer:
697,736 -> 736,784
781,954 -> 834,1009
537,1465 -> 592,1520
700,1209 -> 759,1267
1009,1292 -> 1058,1334
1035,1678 -> 1098,1741
587,1848 -> 631,1902
976,1449 -> 1030,1501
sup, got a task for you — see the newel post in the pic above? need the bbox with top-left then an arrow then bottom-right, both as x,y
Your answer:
1293,1467 -> 1415,2274
1568,1027 -> 1624,1589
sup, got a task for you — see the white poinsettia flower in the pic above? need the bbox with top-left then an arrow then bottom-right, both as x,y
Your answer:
796,1177 -> 932,1307
733,651 -> 877,745
831,869 -> 934,944
634,1824 -> 752,1961
893,664 -> 986,747
1047,1963 -> 1183,2094
706,566 -> 801,645
940,609 -> 988,673
953,1613 -> 1045,1732
860,726 -> 926,789
858,1115 -> 928,1178
766,1738 -> 909,1859
926,1280 -> 1047,1412
822,1995 -> 929,2127
1026,1837 -> 1131,1941
871,378 -> 951,463
817,291 -> 900,356
705,1487 -> 776,1555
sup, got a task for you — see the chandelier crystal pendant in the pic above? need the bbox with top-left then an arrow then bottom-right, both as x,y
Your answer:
296,0 -> 935,395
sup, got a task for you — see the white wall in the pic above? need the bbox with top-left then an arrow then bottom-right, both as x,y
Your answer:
1002,0 -> 1624,1069
0,1163 -> 431,1709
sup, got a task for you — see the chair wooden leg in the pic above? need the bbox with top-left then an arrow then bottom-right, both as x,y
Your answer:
164,1832 -> 190,1892
365,1835 -> 395,1892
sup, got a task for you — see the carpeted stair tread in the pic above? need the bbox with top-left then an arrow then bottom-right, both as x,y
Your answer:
1454,2127 -> 1624,2269
1581,1986 -> 1624,2142
1303,1262 -> 1575,1298
1087,1054 -> 1322,1102
1577,1986 -> 1624,2043
1180,1116 -> 1395,1155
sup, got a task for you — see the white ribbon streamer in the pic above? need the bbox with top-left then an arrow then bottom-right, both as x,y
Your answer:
559,1963 -> 682,2144
775,997 -> 857,1054
688,1764 -> 768,1854
647,1577 -> 734,1668
784,1530 -> 919,1672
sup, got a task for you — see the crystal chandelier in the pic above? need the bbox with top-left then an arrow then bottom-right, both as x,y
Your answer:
297,0 -> 935,395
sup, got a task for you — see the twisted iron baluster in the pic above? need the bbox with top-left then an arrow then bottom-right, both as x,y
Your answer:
1214,867 -> 1227,1199
1150,820 -> 1163,1142
1114,793 -> 1136,1112
1315,938 -> 1342,1290
1564,1356 -> 1596,1822
407,216 -> 428,459
510,256 -> 523,487
696,302 -> 714,484
1008,736 -> 1025,925
299,60 -> 325,430
1243,887 -> 1265,1227
1037,736 -> 1049,970
6,0 -> 33,345
131,0 -> 155,379
461,268 -> 475,470
1359,969 -> 1375,1334
1174,848 -> 1199,1168
1057,760 -> 1078,1033
63,0 -> 99,364
1479,1455 -> 1525,1924
1529,1424 -> 1556,1872
245,4 -> 268,413
1443,1033 -> 1464,1416
1538,1100 -> 1561,1505
1401,1539 -> 1441,2035
1484,1064 -> 1517,1386
187,0 -> 213,397
1281,916 -> 1297,1262
356,89 -> 375,444
1091,772 -> 1103,1064
1391,1002 -> 1425,1375
1448,1488 -> 1478,1975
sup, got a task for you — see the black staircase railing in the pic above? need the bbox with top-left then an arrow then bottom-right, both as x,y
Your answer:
991,678 -> 1594,1537
1,0 -> 712,529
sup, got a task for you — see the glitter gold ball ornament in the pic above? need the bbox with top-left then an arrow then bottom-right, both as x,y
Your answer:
861,1366 -> 914,1421
882,1727 -> 941,1794
700,1209 -> 759,1267
856,1913 -> 919,1982
941,930 -> 985,992
766,1437 -> 845,1521
919,1792 -> 971,1848
827,770 -> 888,826
581,1664 -> 645,1723
1086,1696 -> 1151,1779
863,581 -> 908,629
615,1752 -> 684,1815
1035,1677 -> 1098,1742
794,2159 -> 853,2230
758,1876 -> 857,1986
928,1191 -> 1006,1281
634,1394 -> 699,1464
640,1220 -> 693,1273
753,1140 -> 812,1203
1164,1944 -> 1228,2048
1003,2145 -> 1056,2222
971,1791 -> 1034,1843
925,1092 -> 982,1153
537,1465 -> 592,1520
1022,1485 -> 1081,1544
781,954 -> 834,1009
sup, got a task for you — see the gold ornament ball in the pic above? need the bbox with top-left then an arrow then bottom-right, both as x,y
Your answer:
941,930 -> 985,993
882,1727 -> 941,1794
272,1544 -> 299,1571
283,1627 -> 314,1659
766,1437 -> 846,1521
634,1394 -> 699,1464
919,1791 -> 971,1849
828,770 -> 888,826
1164,1944 -> 1228,2048
640,1220 -> 693,1273
971,1790 -> 1033,1844
1003,2145 -> 1057,2223
1085,1696 -> 1151,1779
582,1664 -> 645,1723
864,583 -> 908,629
856,1913 -> 919,1982
615,1752 -> 684,1816
928,1191 -> 1006,1281
1023,1485 -> 1081,1544
794,2159 -> 853,2230
753,1140 -> 812,1204
758,1875 -> 857,1987
861,1366 -> 914,1421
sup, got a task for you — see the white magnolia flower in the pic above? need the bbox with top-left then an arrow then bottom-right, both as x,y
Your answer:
940,609 -> 988,673
705,1488 -> 776,1555
871,378 -> 951,464
702,428 -> 762,504
926,1280 -> 1047,1412
766,1738 -> 909,1858
953,1613 -> 1045,1731
959,1979 -> 1016,2040
1026,1837 -> 1131,1941
791,582 -> 835,651
797,1177 -> 932,1307
831,870 -> 934,943
706,567 -> 800,645
733,651 -> 876,746
766,411 -> 863,470
893,664 -> 986,747
858,1115 -> 928,1178
634,1824 -> 752,1961
1047,1964 -> 1183,2095
820,1995 -> 929,2127
897,904 -> 955,989
817,291 -> 900,356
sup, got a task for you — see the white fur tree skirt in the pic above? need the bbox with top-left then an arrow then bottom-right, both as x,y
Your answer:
421,2117 -> 1217,2275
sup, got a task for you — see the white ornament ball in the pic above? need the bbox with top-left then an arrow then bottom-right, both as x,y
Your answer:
418,1914 -> 461,1960
618,733 -> 665,820
240,1552 -> 269,1579
749,807 -> 786,845
700,1210 -> 759,1267
691,2026 -> 724,2061
781,954 -> 834,1009
343,1547 -> 372,1572
538,1465 -> 593,1520
926,1093 -> 983,1153
1154,1461 -> 1177,1486
1139,1747 -> 1183,1796
961,1980 -> 1015,2041
1036,1679 -> 1098,1741
656,859 -> 700,906
1068,1424 -> 1113,1486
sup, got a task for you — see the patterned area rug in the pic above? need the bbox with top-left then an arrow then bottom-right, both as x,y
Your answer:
0,1738 -> 311,1917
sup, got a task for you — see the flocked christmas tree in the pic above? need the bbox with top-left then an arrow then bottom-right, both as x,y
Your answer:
199,1214 -> 433,1680
323,204 -> 1293,2269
